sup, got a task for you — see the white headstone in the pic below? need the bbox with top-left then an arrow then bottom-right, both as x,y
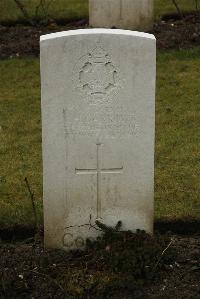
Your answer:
40,29 -> 156,250
89,0 -> 154,31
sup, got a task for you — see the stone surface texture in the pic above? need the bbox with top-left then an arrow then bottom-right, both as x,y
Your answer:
89,0 -> 154,31
40,29 -> 156,250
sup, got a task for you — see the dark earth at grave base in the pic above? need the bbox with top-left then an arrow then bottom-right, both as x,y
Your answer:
0,12 -> 200,59
0,233 -> 200,299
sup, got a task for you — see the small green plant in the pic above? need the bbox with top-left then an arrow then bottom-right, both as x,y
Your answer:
73,221 -> 176,297
0,220 -> 176,298
46,221 -> 175,297
87,221 -> 174,276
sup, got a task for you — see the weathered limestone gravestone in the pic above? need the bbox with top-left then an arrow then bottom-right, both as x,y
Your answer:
40,29 -> 156,250
89,0 -> 154,31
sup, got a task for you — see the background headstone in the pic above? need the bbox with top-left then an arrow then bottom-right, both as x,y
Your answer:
89,0 -> 154,31
40,29 -> 156,250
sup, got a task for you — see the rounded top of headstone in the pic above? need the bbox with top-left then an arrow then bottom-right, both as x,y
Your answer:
40,28 -> 155,42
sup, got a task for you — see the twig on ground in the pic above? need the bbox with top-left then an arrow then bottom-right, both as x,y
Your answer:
24,177 -> 38,229
195,0 -> 199,10
65,214 -> 102,231
35,0 -> 54,23
13,0 -> 35,25
154,238 -> 175,270
171,0 -> 183,19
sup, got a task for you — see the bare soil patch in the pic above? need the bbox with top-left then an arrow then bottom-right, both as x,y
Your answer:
154,12 -> 200,49
0,233 -> 200,299
0,13 -> 200,59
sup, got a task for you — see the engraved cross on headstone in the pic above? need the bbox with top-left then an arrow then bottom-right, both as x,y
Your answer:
75,143 -> 123,219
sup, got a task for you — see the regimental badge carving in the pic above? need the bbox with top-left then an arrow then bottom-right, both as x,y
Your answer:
73,44 -> 120,102
79,46 -> 117,95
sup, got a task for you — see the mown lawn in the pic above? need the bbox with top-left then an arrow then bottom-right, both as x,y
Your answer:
0,47 -> 199,229
155,0 -> 198,19
0,59 -> 42,229
0,0 -> 197,23
156,47 -> 200,221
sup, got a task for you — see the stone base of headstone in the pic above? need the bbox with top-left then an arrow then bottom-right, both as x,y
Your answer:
89,0 -> 154,31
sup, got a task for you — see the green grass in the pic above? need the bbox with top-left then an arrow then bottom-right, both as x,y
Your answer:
156,47 -> 200,220
154,0 -> 198,20
0,59 -> 42,228
0,0 -> 197,23
0,0 -> 88,23
0,48 -> 200,229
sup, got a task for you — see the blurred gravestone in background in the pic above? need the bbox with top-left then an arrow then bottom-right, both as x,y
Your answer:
89,0 -> 154,31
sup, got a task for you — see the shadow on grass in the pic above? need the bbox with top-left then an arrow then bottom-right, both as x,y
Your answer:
1,219 -> 200,243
